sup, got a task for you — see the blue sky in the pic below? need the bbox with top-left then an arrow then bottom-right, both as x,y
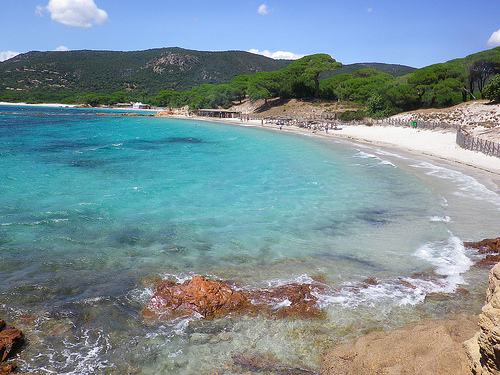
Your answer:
2,0 -> 500,68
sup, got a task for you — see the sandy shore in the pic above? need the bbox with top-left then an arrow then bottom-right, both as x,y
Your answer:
391,100 -> 500,142
3,102 -> 499,188
0,101 -> 77,108
188,115 -> 500,190
2,104 -> 497,374
320,125 -> 500,174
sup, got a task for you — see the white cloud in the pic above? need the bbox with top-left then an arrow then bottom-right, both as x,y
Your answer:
37,0 -> 109,28
367,8 -> 373,13
258,4 -> 269,15
248,49 -> 305,60
0,51 -> 21,62
487,29 -> 500,47
55,45 -> 70,51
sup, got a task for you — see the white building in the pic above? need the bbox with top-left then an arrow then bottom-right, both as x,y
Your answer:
132,102 -> 150,109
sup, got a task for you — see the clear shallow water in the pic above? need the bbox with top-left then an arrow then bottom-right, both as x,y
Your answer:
1,105 -> 499,374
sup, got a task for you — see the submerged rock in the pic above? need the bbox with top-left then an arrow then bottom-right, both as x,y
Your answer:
142,275 -> 324,320
232,351 -> 319,374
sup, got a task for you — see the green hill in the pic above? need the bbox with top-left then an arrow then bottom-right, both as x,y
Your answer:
6,46 -> 499,109
0,47 -> 292,102
0,47 -> 418,104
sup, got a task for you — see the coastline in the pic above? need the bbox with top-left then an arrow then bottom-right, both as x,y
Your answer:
0,101 -> 77,108
2,105 -> 499,374
174,117 -> 499,375
186,115 -> 500,192
175,114 -> 500,374
4,101 -> 499,183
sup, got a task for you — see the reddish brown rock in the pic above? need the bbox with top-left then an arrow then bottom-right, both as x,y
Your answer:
142,276 -> 324,320
464,237 -> 500,253
465,237 -> 500,268
256,283 -> 325,318
0,320 -> 23,362
142,276 -> 251,319
476,254 -> 500,268
0,319 -> 25,375
362,277 -> 378,286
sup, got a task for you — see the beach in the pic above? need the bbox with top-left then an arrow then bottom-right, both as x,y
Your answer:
197,114 -> 500,187
6,100 -> 500,180
180,115 -> 500,374
2,104 -> 500,374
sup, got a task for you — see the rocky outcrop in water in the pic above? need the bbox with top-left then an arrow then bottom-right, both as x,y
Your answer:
465,237 -> 500,267
142,276 -> 250,319
142,275 -> 324,320
0,319 -> 24,375
465,262 -> 500,374
319,242 -> 500,375
0,320 -> 23,362
321,314 -> 477,375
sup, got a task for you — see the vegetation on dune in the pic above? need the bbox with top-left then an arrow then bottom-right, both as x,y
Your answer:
484,74 -> 500,103
2,46 -> 500,117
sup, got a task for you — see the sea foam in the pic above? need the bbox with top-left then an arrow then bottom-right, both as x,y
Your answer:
414,233 -> 472,293
412,161 -> 500,209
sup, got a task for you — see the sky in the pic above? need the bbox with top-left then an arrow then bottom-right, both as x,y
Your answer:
2,0 -> 500,68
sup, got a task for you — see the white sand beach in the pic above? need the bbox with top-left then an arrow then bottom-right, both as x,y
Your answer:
0,101 -> 77,108
3,100 -> 499,186
206,116 -> 500,173
220,99 -> 500,180
189,115 -> 500,194
320,125 -> 500,174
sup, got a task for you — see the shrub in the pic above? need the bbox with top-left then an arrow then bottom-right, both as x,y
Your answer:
338,110 -> 365,121
483,74 -> 500,102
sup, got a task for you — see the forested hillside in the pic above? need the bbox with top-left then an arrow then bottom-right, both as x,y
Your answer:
2,46 -> 500,119
149,47 -> 500,118
0,47 -> 291,103
316,47 -> 500,118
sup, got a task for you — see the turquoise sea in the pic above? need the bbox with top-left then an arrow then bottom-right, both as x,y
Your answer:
1,105 -> 500,374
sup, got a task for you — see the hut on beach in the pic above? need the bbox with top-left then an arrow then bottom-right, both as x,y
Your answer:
196,109 -> 242,119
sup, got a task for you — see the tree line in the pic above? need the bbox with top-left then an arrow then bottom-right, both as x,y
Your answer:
3,48 -> 500,116
148,48 -> 500,118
